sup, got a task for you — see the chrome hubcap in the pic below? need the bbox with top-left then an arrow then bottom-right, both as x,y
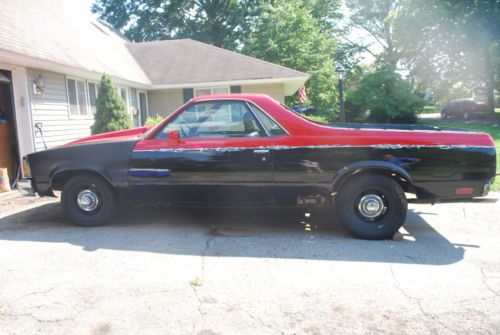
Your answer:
77,189 -> 99,212
357,194 -> 385,219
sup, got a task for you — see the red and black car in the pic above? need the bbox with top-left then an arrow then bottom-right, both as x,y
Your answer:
23,94 -> 496,239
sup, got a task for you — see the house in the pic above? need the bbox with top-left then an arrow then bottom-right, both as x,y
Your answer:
0,0 -> 308,182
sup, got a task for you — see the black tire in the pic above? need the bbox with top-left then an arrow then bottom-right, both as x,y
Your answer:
61,174 -> 116,227
463,111 -> 469,120
336,175 -> 407,240
441,110 -> 448,119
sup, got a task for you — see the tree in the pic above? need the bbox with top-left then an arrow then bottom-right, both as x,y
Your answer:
394,0 -> 499,109
345,0 -> 404,66
91,0 -> 262,50
243,0 -> 339,118
348,64 -> 423,123
91,74 -> 132,135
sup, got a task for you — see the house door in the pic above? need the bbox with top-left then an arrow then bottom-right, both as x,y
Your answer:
138,91 -> 148,125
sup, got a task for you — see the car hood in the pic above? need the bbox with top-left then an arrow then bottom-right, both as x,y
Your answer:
65,126 -> 152,146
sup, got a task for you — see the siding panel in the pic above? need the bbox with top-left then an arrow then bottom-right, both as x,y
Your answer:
242,84 -> 285,103
147,89 -> 183,117
28,69 -> 141,151
28,69 -> 93,151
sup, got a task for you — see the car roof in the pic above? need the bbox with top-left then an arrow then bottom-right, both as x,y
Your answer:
190,93 -> 274,103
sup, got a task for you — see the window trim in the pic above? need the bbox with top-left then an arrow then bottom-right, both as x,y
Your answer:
117,86 -> 131,116
66,76 -> 91,119
245,101 -> 289,136
137,90 -> 149,125
194,86 -> 230,97
87,80 -> 100,115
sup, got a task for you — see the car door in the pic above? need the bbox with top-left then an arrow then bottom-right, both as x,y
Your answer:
128,100 -> 274,205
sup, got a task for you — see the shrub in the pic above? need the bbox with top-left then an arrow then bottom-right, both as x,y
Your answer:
348,65 -> 423,123
91,74 -> 132,134
144,114 -> 164,126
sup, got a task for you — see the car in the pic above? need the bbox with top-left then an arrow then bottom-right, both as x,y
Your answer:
441,99 -> 488,120
23,94 -> 496,240
290,104 -> 316,115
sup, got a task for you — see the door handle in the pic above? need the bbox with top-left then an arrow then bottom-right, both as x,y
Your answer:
253,149 -> 270,154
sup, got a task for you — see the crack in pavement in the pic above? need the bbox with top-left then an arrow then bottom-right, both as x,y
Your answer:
0,311 -> 74,324
480,267 -> 500,297
191,226 -> 217,335
389,265 -> 458,335
3,288 -> 55,310
224,302 -> 286,335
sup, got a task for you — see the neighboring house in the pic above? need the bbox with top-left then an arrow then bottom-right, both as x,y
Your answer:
0,0 -> 308,179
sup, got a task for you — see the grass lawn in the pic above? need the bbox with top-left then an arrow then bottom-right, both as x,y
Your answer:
419,121 -> 499,191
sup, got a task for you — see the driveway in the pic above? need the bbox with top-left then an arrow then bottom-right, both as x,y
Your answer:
1,192 -> 499,334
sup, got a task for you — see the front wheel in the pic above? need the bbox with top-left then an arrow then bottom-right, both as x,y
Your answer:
336,175 -> 407,240
61,174 -> 116,227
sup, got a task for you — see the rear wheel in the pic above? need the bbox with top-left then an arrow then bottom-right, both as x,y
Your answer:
61,174 -> 116,227
441,110 -> 448,119
463,111 -> 469,120
336,175 -> 407,240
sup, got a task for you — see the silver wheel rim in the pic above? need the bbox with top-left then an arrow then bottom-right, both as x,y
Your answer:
357,194 -> 386,219
77,189 -> 99,212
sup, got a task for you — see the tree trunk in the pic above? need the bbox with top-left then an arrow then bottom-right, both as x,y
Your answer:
484,43 -> 495,113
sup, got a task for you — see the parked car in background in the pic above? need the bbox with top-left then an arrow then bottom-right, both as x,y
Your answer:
290,104 -> 316,115
441,99 -> 488,120
23,94 -> 496,240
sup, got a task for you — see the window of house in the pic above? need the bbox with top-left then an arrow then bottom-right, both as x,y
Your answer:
155,101 -> 266,139
88,82 -> 100,114
66,77 -> 89,117
117,86 -> 130,113
194,87 -> 230,97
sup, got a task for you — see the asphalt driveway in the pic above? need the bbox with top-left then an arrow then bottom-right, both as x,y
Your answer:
0,192 -> 499,334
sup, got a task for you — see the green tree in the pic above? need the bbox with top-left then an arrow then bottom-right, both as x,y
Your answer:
91,0 -> 262,50
243,0 -> 339,119
345,0 -> 403,66
394,0 -> 499,109
91,74 -> 132,135
348,64 -> 423,123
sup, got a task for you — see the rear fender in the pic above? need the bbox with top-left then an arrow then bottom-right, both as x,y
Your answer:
331,161 -> 414,193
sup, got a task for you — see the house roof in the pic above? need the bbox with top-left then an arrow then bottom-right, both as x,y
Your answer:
0,0 -> 151,84
127,39 -> 307,86
0,0 -> 308,93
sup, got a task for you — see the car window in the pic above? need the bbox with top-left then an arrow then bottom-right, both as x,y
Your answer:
248,103 -> 287,136
154,101 -> 266,139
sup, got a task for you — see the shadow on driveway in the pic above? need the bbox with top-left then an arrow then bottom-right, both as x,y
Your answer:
0,201 -> 467,265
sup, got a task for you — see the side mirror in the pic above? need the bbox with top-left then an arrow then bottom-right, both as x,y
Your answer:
167,129 -> 180,145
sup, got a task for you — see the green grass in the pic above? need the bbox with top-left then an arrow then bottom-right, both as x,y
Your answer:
419,121 -> 500,191
421,105 -> 442,114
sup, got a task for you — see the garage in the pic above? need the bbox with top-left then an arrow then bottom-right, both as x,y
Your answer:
0,69 -> 20,192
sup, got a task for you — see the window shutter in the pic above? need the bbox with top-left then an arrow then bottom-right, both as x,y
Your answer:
183,88 -> 194,102
230,85 -> 241,94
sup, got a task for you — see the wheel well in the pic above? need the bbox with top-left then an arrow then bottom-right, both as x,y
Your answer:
333,168 -> 414,195
51,170 -> 111,191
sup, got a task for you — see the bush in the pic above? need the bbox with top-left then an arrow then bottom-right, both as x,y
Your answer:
144,114 -> 164,126
348,65 -> 423,123
91,74 -> 132,135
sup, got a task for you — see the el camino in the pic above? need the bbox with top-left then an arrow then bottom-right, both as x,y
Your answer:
22,94 -> 496,239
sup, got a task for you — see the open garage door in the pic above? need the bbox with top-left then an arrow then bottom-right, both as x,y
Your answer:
0,69 -> 20,191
